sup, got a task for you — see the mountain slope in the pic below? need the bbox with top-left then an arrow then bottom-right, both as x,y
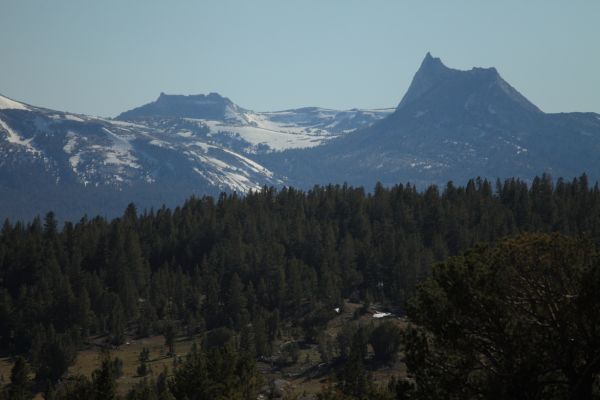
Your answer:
0,94 -> 284,221
262,54 -> 600,187
117,93 -> 392,153
0,93 -> 389,221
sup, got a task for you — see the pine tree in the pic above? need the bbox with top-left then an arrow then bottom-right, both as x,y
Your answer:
92,354 -> 117,400
136,347 -> 150,377
225,273 -> 246,329
253,313 -> 270,357
33,326 -> 76,383
108,297 -> 126,346
162,321 -> 176,356
370,321 -> 402,364
8,356 -> 31,400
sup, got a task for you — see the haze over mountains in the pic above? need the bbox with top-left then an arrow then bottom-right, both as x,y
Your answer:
1,53 -> 599,221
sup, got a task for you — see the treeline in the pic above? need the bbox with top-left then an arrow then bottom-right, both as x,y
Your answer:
1,174 -> 600,384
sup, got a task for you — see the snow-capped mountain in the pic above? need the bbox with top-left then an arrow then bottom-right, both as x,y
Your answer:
117,93 -> 392,153
0,94 -> 280,220
264,53 -> 600,188
0,94 -> 281,190
0,93 -> 389,221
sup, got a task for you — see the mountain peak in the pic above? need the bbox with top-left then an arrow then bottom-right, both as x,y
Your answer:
117,92 -> 244,121
397,53 -> 452,109
420,52 -> 448,71
397,54 -> 540,115
155,92 -> 228,103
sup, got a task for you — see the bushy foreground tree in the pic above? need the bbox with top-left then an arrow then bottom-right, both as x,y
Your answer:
405,233 -> 600,400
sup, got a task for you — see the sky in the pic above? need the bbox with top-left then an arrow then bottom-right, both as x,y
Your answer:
0,1 -> 598,117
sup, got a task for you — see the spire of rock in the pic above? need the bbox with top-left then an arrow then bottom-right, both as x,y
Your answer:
397,53 -> 453,109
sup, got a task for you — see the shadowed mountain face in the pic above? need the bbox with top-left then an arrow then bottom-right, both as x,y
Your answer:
397,53 -> 541,115
262,54 -> 600,188
1,53 -> 600,221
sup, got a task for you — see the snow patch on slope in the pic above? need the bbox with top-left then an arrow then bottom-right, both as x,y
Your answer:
203,119 -> 328,151
64,114 -> 85,122
191,107 -> 393,152
63,132 -> 78,153
0,117 -> 38,153
183,141 -> 278,192
221,147 -> 274,178
101,128 -> 141,168
0,95 -> 29,111
63,132 -> 86,172
69,154 -> 81,170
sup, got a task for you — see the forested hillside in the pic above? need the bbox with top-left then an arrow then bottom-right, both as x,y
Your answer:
1,174 -> 600,399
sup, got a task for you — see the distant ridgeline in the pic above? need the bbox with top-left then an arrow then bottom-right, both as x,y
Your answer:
2,54 -> 600,222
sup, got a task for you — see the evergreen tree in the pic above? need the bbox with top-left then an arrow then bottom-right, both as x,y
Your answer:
370,321 -> 402,364
225,273 -> 246,329
126,378 -> 158,400
136,347 -> 150,377
91,354 -> 117,400
338,325 -> 370,398
162,321 -> 176,356
7,356 -> 31,400
108,297 -> 126,346
405,233 -> 600,400
33,327 -> 76,383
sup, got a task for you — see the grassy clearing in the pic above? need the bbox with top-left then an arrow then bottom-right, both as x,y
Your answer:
0,301 -> 409,399
0,334 -> 199,399
70,334 -> 200,397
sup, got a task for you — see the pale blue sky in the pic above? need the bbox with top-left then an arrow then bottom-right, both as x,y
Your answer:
1,1 -> 598,117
